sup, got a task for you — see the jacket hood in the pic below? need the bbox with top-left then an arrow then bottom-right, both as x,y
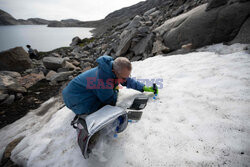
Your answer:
96,55 -> 116,79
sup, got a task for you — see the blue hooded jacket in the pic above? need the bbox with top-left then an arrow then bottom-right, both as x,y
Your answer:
62,55 -> 145,115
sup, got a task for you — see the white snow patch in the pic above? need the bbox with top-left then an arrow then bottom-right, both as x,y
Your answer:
0,43 -> 249,166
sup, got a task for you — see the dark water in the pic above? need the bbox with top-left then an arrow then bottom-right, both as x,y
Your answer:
0,25 -> 93,52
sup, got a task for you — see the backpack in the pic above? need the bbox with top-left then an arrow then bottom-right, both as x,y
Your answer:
71,105 -> 128,159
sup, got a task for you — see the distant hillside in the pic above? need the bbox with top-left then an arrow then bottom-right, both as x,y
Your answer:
48,0 -> 176,36
0,9 -> 19,25
0,9 -> 55,25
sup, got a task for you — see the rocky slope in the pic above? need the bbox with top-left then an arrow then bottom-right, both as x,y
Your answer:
48,0 -> 210,36
0,0 -> 250,130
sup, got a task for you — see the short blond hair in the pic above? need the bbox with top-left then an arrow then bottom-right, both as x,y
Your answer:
113,57 -> 132,73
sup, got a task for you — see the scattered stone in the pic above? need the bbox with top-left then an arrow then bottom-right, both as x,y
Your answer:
49,71 -> 73,82
64,61 -> 78,71
152,40 -> 170,55
46,70 -> 57,81
43,57 -> 66,70
87,42 -> 94,49
70,36 -> 81,47
57,68 -> 69,73
149,10 -> 161,18
18,72 -> 45,89
71,59 -> 80,66
130,56 -> 142,62
101,44 -> 109,51
81,58 -> 94,63
0,71 -> 26,93
144,7 -> 157,16
80,62 -> 92,69
83,51 -> 90,55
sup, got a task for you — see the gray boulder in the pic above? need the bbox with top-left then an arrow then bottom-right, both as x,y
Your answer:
49,71 -> 73,82
144,8 -> 157,16
0,47 -> 33,72
149,10 -> 161,18
230,17 -> 250,44
0,71 -> 26,93
18,72 -> 45,89
131,33 -> 154,56
45,70 -> 57,81
206,0 -> 228,11
43,57 -> 66,70
125,15 -> 142,30
154,2 -> 250,51
64,61 -> 78,71
116,28 -> 139,57
130,56 -> 142,62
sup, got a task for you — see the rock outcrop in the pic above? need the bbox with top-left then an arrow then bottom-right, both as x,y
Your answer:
153,1 -> 250,50
42,57 -> 66,71
0,47 -> 33,72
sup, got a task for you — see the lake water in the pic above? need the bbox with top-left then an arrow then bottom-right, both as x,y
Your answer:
0,25 -> 93,52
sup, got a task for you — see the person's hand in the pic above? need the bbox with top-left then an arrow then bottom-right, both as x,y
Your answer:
143,85 -> 158,95
114,84 -> 123,93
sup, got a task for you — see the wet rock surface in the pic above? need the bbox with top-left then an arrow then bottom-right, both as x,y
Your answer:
0,80 -> 62,129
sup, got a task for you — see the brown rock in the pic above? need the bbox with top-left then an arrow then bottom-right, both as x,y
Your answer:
152,40 -> 170,55
0,47 -> 33,72
64,61 -> 77,70
46,70 -> 57,81
71,60 -> 80,66
0,71 -> 26,93
18,71 -> 45,89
